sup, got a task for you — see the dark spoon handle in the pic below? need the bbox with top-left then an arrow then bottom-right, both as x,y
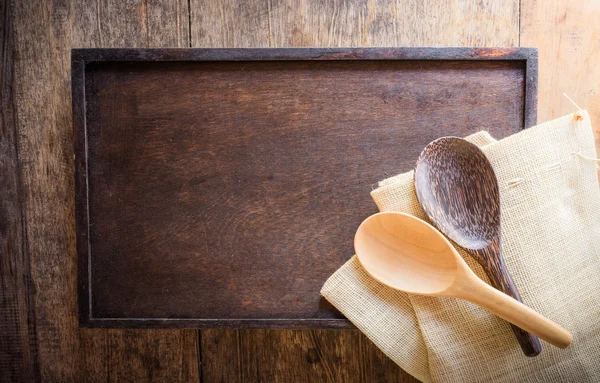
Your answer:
473,243 -> 542,357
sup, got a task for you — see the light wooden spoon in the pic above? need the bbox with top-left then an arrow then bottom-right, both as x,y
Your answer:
354,211 -> 572,349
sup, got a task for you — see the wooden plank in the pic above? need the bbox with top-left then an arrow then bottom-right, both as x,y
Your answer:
520,0 -> 600,144
359,334 -> 419,383
77,331 -> 199,382
9,0 -> 197,381
78,330 -> 199,382
189,0 -> 520,382
71,0 -> 190,48
0,0 -> 40,381
199,330 -> 241,382
190,0 -> 519,47
200,330 -> 420,382
201,329 -> 364,382
238,330 -> 362,382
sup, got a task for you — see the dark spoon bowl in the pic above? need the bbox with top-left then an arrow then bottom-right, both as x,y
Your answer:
414,137 -> 500,250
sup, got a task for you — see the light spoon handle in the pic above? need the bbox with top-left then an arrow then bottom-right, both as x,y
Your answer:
452,277 -> 572,349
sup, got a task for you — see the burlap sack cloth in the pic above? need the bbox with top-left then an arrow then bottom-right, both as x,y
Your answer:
321,111 -> 600,382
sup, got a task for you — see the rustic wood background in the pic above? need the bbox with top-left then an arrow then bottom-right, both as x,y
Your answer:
1,0 -> 599,382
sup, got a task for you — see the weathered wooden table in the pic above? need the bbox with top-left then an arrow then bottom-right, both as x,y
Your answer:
2,0 -> 599,382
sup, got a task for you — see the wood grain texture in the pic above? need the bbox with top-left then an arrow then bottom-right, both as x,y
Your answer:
200,330 -> 417,382
359,333 -> 419,382
520,0 -> 600,142
201,329 -> 368,382
0,0 -> 40,380
190,0 -> 519,47
14,0 -> 596,381
77,329 -> 199,382
188,0 -> 520,382
75,52 -> 531,328
7,0 -> 198,381
414,137 -> 542,356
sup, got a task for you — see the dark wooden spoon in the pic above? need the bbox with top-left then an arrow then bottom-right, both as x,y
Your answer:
414,137 -> 542,357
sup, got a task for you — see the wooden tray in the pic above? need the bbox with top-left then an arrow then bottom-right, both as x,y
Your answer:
73,48 -> 537,328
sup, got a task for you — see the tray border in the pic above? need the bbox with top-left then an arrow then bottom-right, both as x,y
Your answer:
72,47 -> 538,329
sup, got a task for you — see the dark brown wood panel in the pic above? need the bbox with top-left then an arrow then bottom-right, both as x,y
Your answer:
359,334 -> 420,383
74,49 -> 535,328
77,329 -> 200,382
201,329 -> 363,382
200,329 -> 419,382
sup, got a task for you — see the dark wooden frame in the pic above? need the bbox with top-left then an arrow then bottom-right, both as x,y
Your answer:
72,47 -> 538,328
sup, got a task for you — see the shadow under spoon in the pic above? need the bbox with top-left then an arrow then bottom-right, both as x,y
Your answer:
413,137 -> 542,357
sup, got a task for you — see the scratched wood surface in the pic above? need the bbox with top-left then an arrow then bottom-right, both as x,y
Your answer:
520,0 -> 600,148
2,0 -> 599,382
0,1 -> 39,381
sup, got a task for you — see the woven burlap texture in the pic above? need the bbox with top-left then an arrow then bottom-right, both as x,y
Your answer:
321,111 -> 600,383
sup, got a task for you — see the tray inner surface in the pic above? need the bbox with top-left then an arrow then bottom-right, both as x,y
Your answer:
84,60 -> 526,322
